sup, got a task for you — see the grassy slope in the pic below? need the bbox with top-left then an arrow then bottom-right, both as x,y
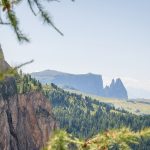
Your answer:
64,88 -> 150,115
45,84 -> 150,139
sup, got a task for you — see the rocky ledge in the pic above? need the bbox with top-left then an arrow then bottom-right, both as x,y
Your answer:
0,77 -> 57,150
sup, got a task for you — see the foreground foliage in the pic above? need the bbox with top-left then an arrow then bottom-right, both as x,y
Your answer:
44,127 -> 150,150
0,67 -> 18,80
0,0 -> 74,42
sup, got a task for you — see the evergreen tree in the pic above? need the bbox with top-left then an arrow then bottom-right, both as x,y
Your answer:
44,128 -> 150,150
0,0 -> 74,42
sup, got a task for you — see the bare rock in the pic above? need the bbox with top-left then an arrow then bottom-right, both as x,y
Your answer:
0,45 -> 10,73
0,78 -> 57,150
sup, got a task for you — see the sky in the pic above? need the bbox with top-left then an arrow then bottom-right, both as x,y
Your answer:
0,0 -> 150,98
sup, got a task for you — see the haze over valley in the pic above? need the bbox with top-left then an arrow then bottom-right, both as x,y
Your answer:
31,69 -> 150,99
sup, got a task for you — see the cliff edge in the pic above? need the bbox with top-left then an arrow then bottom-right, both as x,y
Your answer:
0,77 -> 57,150
0,46 -> 57,150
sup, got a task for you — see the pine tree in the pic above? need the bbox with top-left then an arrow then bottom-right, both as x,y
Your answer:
44,128 -> 150,150
0,0 -> 75,43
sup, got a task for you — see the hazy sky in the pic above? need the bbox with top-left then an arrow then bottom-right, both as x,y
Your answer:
0,0 -> 150,98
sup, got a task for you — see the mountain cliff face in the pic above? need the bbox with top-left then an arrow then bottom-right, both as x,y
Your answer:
0,47 -> 57,150
0,77 -> 57,150
31,70 -> 128,99
0,45 -> 10,73
104,78 -> 128,99
53,73 -> 104,96
32,70 -> 104,96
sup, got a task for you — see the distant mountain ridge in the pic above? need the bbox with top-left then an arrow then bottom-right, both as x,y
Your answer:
31,70 -> 128,99
104,78 -> 128,99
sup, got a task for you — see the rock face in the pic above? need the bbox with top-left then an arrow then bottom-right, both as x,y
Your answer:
104,78 -> 128,99
53,73 -> 104,96
0,45 -> 10,73
32,70 -> 104,96
0,77 -> 57,150
31,70 -> 128,99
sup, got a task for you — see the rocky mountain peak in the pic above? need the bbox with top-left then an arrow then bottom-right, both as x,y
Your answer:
0,77 -> 57,150
0,44 -> 4,61
0,45 -> 10,73
32,70 -> 128,99
116,78 -> 122,84
110,79 -> 115,87
104,78 -> 128,99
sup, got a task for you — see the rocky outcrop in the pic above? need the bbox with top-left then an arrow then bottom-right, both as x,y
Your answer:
0,45 -> 10,73
32,70 -> 104,96
31,70 -> 128,99
0,77 -> 57,150
53,73 -> 104,96
104,78 -> 128,99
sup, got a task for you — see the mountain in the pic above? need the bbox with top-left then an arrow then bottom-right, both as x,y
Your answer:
0,47 -> 57,150
31,70 -> 128,99
0,45 -> 10,73
45,83 -> 150,139
31,70 -> 104,96
104,78 -> 128,99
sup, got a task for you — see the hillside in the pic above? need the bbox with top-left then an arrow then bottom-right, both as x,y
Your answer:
43,83 -> 150,139
1,47 -> 150,149
15,73 -> 150,140
31,70 -> 128,99
1,68 -> 150,149
65,88 -> 150,115
0,48 -> 57,150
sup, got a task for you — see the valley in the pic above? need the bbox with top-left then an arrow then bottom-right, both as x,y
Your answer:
31,69 -> 150,115
65,88 -> 150,115
1,0 -> 150,149
0,55 -> 150,149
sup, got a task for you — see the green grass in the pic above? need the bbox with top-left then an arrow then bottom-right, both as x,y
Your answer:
64,89 -> 150,115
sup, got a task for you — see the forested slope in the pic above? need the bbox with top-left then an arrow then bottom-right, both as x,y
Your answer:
44,83 -> 150,138
17,74 -> 150,139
